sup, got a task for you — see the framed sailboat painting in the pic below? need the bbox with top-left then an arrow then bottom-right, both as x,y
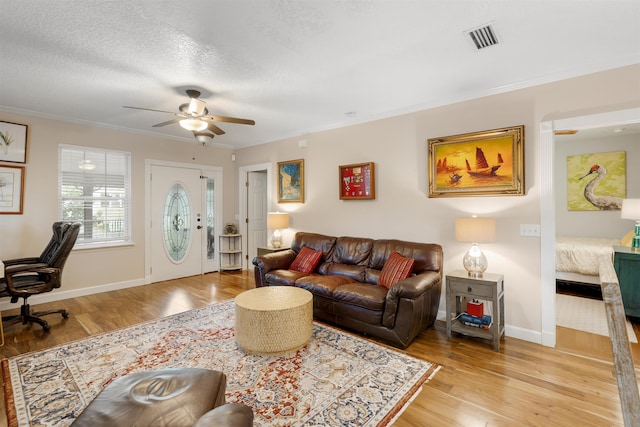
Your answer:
427,125 -> 525,197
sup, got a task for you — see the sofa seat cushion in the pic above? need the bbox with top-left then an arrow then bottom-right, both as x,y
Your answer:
265,269 -> 309,287
295,274 -> 355,298
333,283 -> 387,311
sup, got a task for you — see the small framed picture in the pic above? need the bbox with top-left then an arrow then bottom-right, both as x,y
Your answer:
0,121 -> 28,163
339,162 -> 375,200
0,164 -> 25,214
278,159 -> 304,203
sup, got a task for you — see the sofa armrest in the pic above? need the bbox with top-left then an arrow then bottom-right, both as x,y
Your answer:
382,271 -> 442,328
252,250 -> 297,287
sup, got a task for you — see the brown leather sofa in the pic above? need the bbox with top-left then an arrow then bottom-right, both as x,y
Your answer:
71,368 -> 253,427
253,232 -> 443,348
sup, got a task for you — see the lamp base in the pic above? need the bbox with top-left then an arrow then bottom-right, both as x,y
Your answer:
463,243 -> 488,278
270,229 -> 283,248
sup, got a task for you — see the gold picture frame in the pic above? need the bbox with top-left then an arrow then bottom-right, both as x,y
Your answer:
278,159 -> 304,203
428,125 -> 525,197
339,162 -> 375,200
0,164 -> 25,214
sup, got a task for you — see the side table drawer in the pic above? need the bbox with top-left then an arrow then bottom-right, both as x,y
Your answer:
449,281 -> 494,298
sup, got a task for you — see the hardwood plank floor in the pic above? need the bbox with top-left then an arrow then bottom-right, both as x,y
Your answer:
1,271 -> 639,426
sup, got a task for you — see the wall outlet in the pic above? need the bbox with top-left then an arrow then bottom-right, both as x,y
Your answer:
520,224 -> 540,236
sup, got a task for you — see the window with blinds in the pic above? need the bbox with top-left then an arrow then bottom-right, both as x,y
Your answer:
58,145 -> 131,247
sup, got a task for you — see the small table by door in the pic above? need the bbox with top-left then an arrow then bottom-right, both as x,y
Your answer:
446,270 -> 505,351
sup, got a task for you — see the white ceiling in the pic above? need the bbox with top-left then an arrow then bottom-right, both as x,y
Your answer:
1,1 -> 638,149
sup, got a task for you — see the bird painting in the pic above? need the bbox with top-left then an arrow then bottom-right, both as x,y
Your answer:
579,164 -> 623,210
567,151 -> 626,211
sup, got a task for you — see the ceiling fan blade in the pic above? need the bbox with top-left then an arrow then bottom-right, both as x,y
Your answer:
205,115 -> 255,126
152,118 -> 182,127
123,106 -> 178,115
207,122 -> 226,135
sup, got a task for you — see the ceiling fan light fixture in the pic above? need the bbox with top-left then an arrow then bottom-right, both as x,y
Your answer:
179,118 -> 208,132
194,131 -> 214,144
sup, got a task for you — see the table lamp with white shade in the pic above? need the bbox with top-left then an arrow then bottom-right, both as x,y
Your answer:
267,212 -> 289,248
455,217 -> 496,277
621,199 -> 640,250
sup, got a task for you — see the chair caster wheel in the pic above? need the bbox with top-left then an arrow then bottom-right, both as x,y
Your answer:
43,324 -> 51,332
62,312 -> 69,319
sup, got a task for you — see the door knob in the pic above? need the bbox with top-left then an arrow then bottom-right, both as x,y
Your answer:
197,225 -> 202,230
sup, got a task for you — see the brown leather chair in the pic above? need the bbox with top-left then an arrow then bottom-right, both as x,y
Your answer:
71,368 -> 254,427
0,221 -> 80,332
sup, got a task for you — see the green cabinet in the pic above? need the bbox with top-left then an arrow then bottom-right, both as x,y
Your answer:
614,246 -> 640,318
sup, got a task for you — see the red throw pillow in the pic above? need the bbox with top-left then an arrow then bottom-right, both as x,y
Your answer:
289,246 -> 323,274
378,251 -> 415,289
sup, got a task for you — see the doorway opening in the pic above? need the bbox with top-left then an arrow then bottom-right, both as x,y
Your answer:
239,163 -> 272,270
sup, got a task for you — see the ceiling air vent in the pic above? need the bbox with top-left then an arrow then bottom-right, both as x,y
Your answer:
466,24 -> 499,50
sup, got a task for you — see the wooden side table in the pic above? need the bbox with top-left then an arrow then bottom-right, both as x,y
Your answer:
446,269 -> 505,351
613,246 -> 640,317
257,246 -> 290,256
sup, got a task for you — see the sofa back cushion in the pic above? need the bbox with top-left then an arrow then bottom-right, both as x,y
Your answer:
291,232 -> 336,258
324,237 -> 373,282
329,237 -> 373,265
378,251 -> 415,289
365,240 -> 443,285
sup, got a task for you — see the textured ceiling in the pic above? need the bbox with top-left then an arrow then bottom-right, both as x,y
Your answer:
0,0 -> 639,148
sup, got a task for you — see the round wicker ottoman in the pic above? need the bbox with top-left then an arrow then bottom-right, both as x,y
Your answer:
234,286 -> 313,355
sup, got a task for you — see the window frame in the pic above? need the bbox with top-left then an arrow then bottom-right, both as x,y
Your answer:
58,144 -> 132,249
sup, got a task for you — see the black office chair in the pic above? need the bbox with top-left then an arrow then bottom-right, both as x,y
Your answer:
0,221 -> 80,332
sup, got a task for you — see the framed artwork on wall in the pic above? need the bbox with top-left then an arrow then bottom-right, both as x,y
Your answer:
0,164 -> 25,214
339,162 -> 375,200
278,159 -> 304,203
567,150 -> 625,211
428,125 -> 525,197
0,120 -> 28,163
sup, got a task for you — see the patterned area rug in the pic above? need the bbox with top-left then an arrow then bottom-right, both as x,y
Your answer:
2,300 -> 439,426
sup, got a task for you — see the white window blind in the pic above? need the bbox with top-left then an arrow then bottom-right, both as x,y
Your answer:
58,145 -> 131,247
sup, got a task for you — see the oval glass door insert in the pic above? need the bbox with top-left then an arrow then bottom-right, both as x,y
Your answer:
163,182 -> 191,262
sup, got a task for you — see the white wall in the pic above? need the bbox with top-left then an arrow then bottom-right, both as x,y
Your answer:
555,132 -> 639,238
1,64 -> 639,344
235,64 -> 640,343
0,115 -> 236,293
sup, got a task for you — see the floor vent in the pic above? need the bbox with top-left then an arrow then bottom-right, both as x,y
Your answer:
466,24 -> 499,50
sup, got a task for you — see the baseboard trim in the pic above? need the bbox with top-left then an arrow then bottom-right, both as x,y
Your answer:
0,278 -> 146,311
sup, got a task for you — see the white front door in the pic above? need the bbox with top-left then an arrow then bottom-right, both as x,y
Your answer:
150,165 -> 203,282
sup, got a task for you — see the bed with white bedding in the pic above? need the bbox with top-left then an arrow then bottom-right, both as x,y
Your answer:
556,236 -> 619,276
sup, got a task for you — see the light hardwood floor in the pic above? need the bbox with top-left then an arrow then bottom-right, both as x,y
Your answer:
1,271 -> 639,426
